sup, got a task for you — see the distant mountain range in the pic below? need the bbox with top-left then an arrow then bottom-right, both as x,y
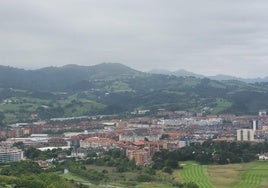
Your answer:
149,69 -> 268,83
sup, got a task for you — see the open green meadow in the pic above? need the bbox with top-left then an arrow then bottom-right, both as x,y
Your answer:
211,98 -> 233,114
60,164 -> 176,188
173,161 -> 214,188
174,161 -> 268,188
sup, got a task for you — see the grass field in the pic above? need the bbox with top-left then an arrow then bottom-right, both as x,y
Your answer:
175,161 -> 268,188
175,161 -> 214,188
212,98 -> 232,114
60,165 -> 177,188
229,162 -> 268,188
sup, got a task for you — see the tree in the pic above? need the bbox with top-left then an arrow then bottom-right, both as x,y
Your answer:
25,147 -> 41,159
165,159 -> 179,169
12,142 -> 25,150
163,167 -> 173,174
0,111 -> 4,126
195,152 -> 213,164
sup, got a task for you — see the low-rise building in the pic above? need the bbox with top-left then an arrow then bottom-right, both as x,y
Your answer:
80,137 -> 117,150
71,148 -> 88,158
258,153 -> 268,160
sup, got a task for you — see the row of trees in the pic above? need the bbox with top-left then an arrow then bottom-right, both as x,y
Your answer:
0,111 -> 4,126
152,140 -> 268,172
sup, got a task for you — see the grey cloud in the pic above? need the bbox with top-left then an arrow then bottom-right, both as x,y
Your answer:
0,0 -> 268,77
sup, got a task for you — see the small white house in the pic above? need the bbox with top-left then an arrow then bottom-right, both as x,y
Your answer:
258,153 -> 268,160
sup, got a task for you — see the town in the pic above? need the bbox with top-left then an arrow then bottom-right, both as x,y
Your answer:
1,109 -> 268,166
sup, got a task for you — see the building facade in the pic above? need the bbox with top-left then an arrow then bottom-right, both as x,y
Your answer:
237,129 -> 254,141
0,147 -> 23,162
126,148 -> 150,166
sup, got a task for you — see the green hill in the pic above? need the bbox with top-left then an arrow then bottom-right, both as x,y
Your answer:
0,63 -> 140,91
1,63 -> 268,124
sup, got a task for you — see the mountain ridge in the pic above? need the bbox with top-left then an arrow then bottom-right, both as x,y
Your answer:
0,63 -> 142,91
149,69 -> 268,83
1,63 -> 267,83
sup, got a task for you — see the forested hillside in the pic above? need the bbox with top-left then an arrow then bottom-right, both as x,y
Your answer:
1,63 -> 268,124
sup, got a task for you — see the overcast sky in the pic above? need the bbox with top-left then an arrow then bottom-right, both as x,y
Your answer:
1,0 -> 268,78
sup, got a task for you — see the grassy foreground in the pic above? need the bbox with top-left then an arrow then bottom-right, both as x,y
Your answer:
61,165 -> 175,188
174,161 -> 268,188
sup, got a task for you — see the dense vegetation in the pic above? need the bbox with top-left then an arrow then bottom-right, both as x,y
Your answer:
0,161 -> 81,188
61,149 -> 199,187
1,63 -> 268,124
152,140 -> 268,172
0,148 -> 198,188
2,143 -> 268,187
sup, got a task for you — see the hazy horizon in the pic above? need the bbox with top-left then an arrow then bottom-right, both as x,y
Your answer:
1,62 -> 267,79
1,0 -> 268,78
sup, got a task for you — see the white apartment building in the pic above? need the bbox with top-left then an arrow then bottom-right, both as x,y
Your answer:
237,129 -> 254,141
0,147 -> 23,162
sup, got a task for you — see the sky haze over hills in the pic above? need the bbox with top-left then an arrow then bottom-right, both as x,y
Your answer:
1,0 -> 268,78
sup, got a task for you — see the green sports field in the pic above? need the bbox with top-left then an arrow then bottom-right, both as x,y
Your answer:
174,161 -> 268,188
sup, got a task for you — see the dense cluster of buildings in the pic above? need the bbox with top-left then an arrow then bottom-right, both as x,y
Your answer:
1,110 -> 268,164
